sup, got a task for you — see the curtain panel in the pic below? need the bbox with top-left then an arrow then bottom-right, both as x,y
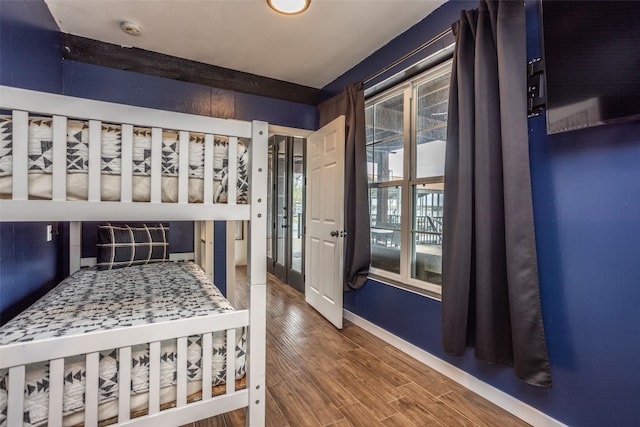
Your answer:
319,83 -> 370,290
441,0 -> 551,387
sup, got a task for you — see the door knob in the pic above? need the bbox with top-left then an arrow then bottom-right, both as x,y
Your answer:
330,230 -> 339,237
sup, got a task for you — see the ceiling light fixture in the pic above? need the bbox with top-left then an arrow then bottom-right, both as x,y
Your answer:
267,0 -> 310,15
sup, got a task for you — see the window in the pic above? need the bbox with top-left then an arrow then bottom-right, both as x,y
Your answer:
366,60 -> 451,295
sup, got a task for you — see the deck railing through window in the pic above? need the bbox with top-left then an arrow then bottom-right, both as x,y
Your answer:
371,215 -> 442,247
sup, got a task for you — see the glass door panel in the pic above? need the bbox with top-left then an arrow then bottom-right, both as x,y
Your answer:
266,135 -> 306,291
274,136 -> 288,280
287,137 -> 305,291
267,140 -> 276,274
266,141 -> 274,272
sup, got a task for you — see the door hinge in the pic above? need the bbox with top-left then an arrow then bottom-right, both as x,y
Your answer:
527,58 -> 545,118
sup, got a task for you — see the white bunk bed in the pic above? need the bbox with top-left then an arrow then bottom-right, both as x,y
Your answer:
0,85 -> 267,426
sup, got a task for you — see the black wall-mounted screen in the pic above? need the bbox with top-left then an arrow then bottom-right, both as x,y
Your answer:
541,1 -> 640,134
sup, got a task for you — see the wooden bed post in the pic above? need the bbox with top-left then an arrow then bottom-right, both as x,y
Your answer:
247,121 -> 268,427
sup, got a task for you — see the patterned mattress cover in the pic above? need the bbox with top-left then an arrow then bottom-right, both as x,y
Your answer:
0,115 -> 249,203
0,262 -> 247,427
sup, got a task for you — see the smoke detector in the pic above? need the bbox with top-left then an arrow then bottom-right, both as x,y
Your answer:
120,21 -> 143,36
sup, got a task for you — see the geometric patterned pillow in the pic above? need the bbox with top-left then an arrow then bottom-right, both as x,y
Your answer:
97,223 -> 169,271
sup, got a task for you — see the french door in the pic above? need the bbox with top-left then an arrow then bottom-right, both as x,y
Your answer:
266,135 -> 305,292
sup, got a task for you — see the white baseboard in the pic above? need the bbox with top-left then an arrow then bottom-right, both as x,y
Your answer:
343,310 -> 566,427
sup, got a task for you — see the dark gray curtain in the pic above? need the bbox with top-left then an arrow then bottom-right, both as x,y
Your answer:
441,0 -> 552,387
319,82 -> 370,290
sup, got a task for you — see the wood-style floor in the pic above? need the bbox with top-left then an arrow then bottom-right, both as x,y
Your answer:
185,270 -> 530,427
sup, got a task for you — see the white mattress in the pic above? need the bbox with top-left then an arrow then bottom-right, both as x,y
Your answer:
0,115 -> 249,203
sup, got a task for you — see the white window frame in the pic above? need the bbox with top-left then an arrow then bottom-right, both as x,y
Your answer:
367,59 -> 452,297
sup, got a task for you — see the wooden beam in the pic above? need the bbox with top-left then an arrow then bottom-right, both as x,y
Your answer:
62,34 -> 319,106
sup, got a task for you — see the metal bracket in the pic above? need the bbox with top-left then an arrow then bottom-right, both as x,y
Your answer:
527,58 -> 546,118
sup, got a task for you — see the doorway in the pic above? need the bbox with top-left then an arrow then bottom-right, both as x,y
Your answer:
267,135 -> 305,292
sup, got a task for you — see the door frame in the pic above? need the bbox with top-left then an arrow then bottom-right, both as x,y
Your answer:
267,126 -> 312,291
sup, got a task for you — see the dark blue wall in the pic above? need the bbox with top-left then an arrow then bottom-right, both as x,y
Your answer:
0,0 -> 62,93
63,61 -> 318,130
0,223 -> 62,324
0,0 -> 63,323
333,1 -> 640,426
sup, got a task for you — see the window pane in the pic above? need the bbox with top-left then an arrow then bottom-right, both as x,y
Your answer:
415,71 -> 450,179
365,59 -> 451,291
411,182 -> 444,284
366,93 -> 404,183
370,186 -> 401,274
365,105 -> 374,145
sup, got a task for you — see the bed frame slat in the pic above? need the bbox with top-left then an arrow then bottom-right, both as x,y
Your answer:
85,352 -> 100,425
11,110 -> 28,201
7,365 -> 25,427
204,134 -> 214,204
121,124 -> 134,203
118,346 -> 132,423
48,358 -> 65,427
226,328 -> 236,394
202,332 -> 213,400
176,336 -> 188,407
227,136 -> 238,205
151,127 -> 162,203
88,120 -> 102,202
149,341 -> 161,415
51,116 -> 67,201
178,131 -> 189,204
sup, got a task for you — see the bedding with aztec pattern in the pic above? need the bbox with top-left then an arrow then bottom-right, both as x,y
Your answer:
0,262 -> 246,427
0,116 -> 249,203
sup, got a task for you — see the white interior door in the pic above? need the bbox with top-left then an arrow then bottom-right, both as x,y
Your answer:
305,116 -> 345,329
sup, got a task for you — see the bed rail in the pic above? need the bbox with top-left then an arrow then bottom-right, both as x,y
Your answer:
0,311 -> 249,426
0,85 -> 265,222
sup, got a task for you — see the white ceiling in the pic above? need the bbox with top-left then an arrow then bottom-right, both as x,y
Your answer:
44,0 -> 447,89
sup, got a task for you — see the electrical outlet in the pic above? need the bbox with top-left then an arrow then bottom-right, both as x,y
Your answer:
47,224 -> 53,242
